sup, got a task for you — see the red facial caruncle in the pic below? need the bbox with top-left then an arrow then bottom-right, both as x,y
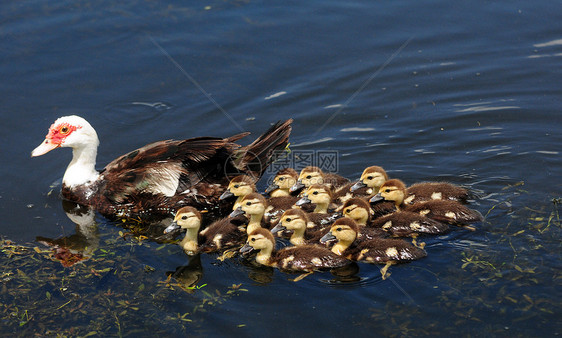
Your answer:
47,122 -> 80,144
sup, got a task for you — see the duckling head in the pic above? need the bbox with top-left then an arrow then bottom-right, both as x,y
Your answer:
351,166 -> 389,194
271,208 -> 308,235
370,179 -> 406,207
296,184 -> 332,213
342,198 -> 372,226
164,206 -> 202,233
220,175 -> 256,200
320,218 -> 358,254
240,228 -> 275,265
266,168 -> 298,197
290,166 -> 325,193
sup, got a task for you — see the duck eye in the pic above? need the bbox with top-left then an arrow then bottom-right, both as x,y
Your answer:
345,208 -> 351,214
367,176 -> 373,180
234,184 -> 240,188
181,215 -> 188,220
306,175 -> 312,179
385,189 -> 391,193
250,238 -> 255,242
336,227 -> 342,232
60,125 -> 70,134
278,177 -> 284,181
246,201 -> 252,206
312,191 -> 319,195
286,218 -> 292,222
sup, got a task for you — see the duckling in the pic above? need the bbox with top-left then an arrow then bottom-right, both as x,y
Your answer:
295,184 -> 343,226
350,166 -> 389,197
289,166 -> 350,195
270,209 -> 330,246
163,206 -> 203,255
371,179 -> 483,225
219,175 -> 257,210
404,181 -> 470,205
351,165 -> 469,204
230,193 -> 269,233
164,206 -> 248,254
265,168 -> 299,197
240,228 -> 351,273
342,198 -> 449,237
320,218 -> 427,264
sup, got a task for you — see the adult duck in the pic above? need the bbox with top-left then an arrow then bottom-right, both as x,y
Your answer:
31,115 -> 292,219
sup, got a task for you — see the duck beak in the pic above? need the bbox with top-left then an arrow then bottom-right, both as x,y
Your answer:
229,207 -> 245,218
320,231 -> 336,244
219,189 -> 234,200
270,223 -> 286,235
350,180 -> 367,192
240,243 -> 254,254
265,183 -> 279,194
164,221 -> 181,234
31,139 -> 59,157
289,180 -> 305,193
295,195 -> 311,206
369,193 -> 385,204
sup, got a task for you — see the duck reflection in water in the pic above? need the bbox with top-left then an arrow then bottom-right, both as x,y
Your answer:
36,200 -> 99,267
165,254 -> 204,293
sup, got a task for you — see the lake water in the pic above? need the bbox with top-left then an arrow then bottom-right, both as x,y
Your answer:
1,0 -> 561,336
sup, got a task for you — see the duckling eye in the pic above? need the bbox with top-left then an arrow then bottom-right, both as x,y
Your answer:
336,227 -> 342,232
345,208 -> 351,214
306,175 -> 312,179
278,177 -> 284,181
234,184 -> 240,188
286,218 -> 292,222
312,191 -> 319,195
250,238 -> 256,242
181,215 -> 188,220
246,201 -> 252,206
385,189 -> 391,193
367,176 -> 373,180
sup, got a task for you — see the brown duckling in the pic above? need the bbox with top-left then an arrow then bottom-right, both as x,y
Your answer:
219,175 -> 257,210
350,166 -> 389,198
342,198 -> 449,237
164,206 -> 203,255
270,209 -> 330,246
320,218 -> 427,263
230,193 -> 269,233
289,166 -> 350,195
371,179 -> 483,225
295,184 -> 343,226
352,165 -> 469,204
165,206 -> 248,254
265,168 -> 299,198
240,228 -> 351,272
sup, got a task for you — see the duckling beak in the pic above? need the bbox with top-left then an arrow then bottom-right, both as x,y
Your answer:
350,180 -> 367,192
240,243 -> 254,254
369,193 -> 385,204
219,189 -> 234,200
164,221 -> 181,234
265,183 -> 279,194
320,231 -> 336,244
289,180 -> 305,193
270,223 -> 286,235
229,207 -> 245,218
295,195 -> 311,206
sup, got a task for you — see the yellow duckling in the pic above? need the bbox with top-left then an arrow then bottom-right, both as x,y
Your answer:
350,166 -> 389,197
320,218 -> 427,263
265,168 -> 298,197
164,206 -> 203,255
289,166 -> 350,195
342,197 -> 449,237
371,179 -> 483,225
229,193 -> 269,234
270,209 -> 330,246
240,228 -> 351,273
295,184 -> 343,226
219,175 -> 257,210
